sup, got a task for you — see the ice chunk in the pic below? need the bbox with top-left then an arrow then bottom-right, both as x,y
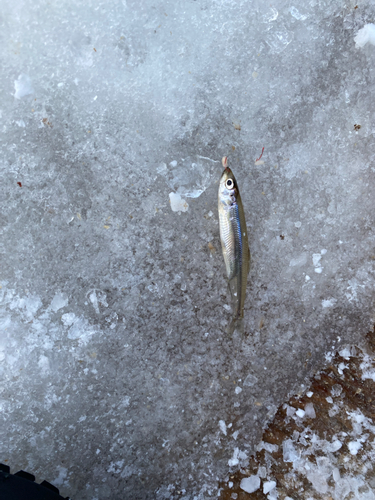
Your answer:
296,409 -> 305,418
38,355 -> 50,374
88,289 -> 108,313
339,347 -> 353,360
166,158 -> 217,199
286,405 -> 296,416
244,373 -> 258,387
228,449 -> 239,467
219,420 -> 227,436
266,30 -> 294,54
14,74 -> 34,99
283,439 -> 300,463
354,24 -> 375,48
322,298 -> 336,308
327,440 -> 342,452
333,468 -> 340,482
348,440 -> 362,455
67,316 -> 96,340
289,253 -> 307,267
338,362 -> 348,374
51,466 -> 68,487
306,470 -> 328,494
290,7 -> 307,21
156,162 -> 167,175
328,405 -> 339,417
169,192 -> 189,213
331,384 -> 342,397
235,386 -> 242,394
263,481 -> 276,494
258,466 -> 266,478
257,441 -> 278,453
10,294 -> 42,321
240,475 -> 260,493
50,292 -> 69,312
178,188 -> 204,198
61,312 -> 76,327
360,355 -> 375,381
312,254 -> 322,266
262,7 -> 278,23
325,352 -> 333,362
228,447 -> 247,467
306,391 -> 313,398
304,403 -> 316,418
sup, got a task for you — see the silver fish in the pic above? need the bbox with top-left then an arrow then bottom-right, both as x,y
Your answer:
218,156 -> 250,333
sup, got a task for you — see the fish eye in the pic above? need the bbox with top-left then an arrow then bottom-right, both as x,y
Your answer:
226,179 -> 233,189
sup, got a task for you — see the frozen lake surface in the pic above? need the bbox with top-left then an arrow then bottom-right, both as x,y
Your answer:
1,0 -> 375,498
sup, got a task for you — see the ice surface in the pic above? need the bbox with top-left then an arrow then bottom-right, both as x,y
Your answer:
1,0 -> 375,498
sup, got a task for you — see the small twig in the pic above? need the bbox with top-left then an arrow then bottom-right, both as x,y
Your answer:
256,147 -> 264,162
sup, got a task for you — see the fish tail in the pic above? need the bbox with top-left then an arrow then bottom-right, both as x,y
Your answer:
226,316 -> 244,336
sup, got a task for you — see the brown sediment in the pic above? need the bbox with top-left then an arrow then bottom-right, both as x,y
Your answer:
218,328 -> 375,499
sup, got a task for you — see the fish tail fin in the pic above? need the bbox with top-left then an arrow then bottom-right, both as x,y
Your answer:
226,316 -> 244,336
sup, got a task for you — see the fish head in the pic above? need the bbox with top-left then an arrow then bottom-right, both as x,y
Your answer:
219,167 -> 238,207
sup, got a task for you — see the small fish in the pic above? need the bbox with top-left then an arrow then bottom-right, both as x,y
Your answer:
218,156 -> 250,334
